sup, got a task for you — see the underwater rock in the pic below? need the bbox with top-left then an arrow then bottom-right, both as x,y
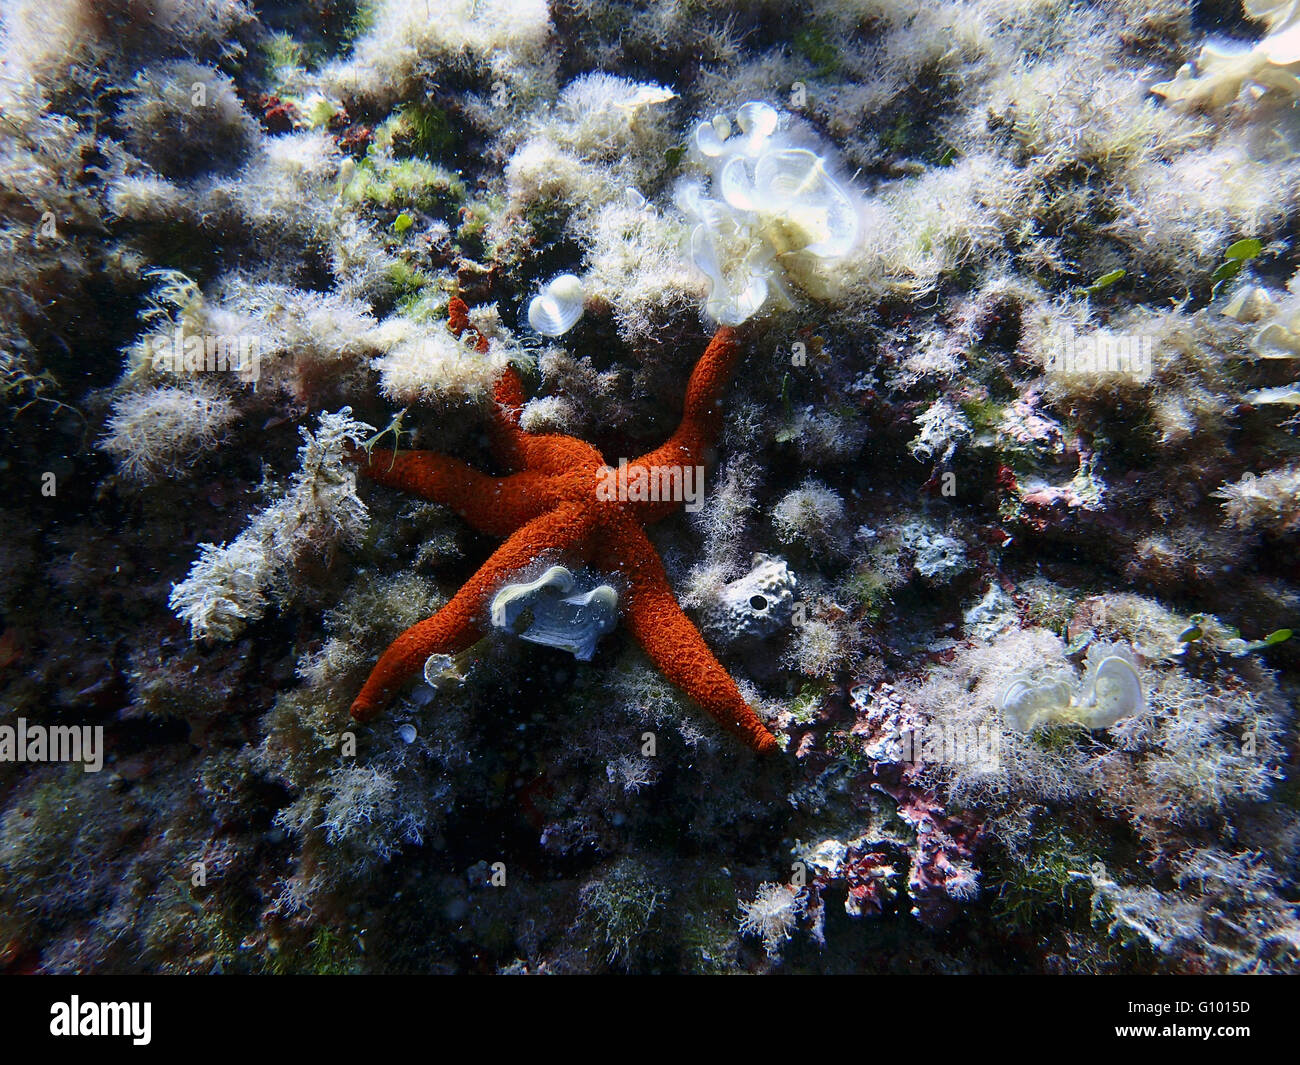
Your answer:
964,585 -> 1018,641
706,553 -> 796,643
899,522 -> 968,582
489,565 -> 618,660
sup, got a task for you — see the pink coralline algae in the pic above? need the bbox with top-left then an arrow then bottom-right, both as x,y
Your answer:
876,780 -> 983,928
826,683 -> 983,930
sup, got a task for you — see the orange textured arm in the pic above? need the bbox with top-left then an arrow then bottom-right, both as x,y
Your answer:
599,517 -> 778,754
489,367 -> 528,470
358,449 -> 553,537
631,326 -> 741,472
351,502 -> 599,721
491,367 -> 605,476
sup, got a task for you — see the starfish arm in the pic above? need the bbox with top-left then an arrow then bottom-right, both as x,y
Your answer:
451,296 -> 603,474
630,326 -> 741,473
351,502 -> 599,722
447,296 -> 542,474
627,327 -> 741,523
358,450 -> 553,537
489,365 -> 529,470
599,518 -> 779,754
491,368 -> 605,475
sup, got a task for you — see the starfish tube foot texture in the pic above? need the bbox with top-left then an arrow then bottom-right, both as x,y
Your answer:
349,300 -> 779,754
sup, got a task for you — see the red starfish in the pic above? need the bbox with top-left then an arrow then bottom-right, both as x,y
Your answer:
349,298 -> 779,754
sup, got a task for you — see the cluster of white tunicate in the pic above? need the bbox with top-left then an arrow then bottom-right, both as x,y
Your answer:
1000,643 -> 1145,732
1153,0 -> 1300,108
675,101 -> 861,325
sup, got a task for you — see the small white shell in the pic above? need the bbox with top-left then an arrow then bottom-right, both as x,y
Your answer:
527,274 -> 586,336
490,564 -> 618,661
624,85 -> 677,109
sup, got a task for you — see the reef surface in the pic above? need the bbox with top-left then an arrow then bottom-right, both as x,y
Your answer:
0,0 -> 1298,974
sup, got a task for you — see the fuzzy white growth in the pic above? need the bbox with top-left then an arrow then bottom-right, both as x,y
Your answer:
275,760 -> 432,874
201,130 -> 343,246
372,318 -> 512,407
120,61 -> 258,178
317,765 -> 401,845
738,882 -> 805,961
504,74 -> 678,215
605,754 -> 659,795
505,138 -> 604,210
909,399 -> 972,463
578,193 -> 697,342
121,272 -> 385,402
851,154 -> 1028,299
499,74 -> 683,341
106,174 -> 191,223
785,613 -> 858,680
552,74 -> 678,162
320,0 -> 552,108
169,409 -> 373,640
0,0 -> 253,116
99,383 -> 237,483
1214,465 -> 1300,532
677,101 -> 862,323
518,394 -> 575,434
211,278 -> 382,400
1112,136 -> 1300,279
770,479 -> 847,556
